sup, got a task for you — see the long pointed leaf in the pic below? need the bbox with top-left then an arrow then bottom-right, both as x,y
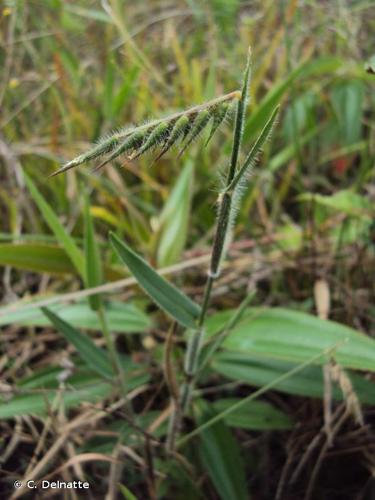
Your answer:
110,233 -> 200,329
41,307 -> 113,378
24,173 -> 85,277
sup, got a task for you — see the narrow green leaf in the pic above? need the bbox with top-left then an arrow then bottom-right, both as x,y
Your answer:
84,195 -> 103,310
24,173 -> 85,277
197,402 -> 249,500
110,233 -> 200,329
41,307 -> 113,378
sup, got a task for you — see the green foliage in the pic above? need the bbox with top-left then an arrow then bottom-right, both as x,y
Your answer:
213,353 -> 375,404
1,3 -> 374,498
206,307 -> 375,372
197,402 -> 249,500
0,301 -> 151,333
212,398 -> 293,430
110,232 -> 201,329
24,173 -> 85,277
41,307 -> 113,378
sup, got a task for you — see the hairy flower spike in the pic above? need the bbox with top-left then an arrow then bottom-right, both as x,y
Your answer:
51,91 -> 240,176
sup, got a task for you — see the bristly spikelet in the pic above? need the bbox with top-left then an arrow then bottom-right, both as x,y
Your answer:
205,102 -> 229,146
93,129 -> 145,171
130,121 -> 170,160
178,109 -> 212,157
154,115 -> 190,161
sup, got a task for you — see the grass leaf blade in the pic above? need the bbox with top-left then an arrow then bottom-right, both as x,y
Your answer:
24,173 -> 85,277
110,233 -> 200,328
41,307 -> 113,378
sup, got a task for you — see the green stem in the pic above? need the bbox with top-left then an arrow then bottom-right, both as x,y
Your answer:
179,49 -> 252,413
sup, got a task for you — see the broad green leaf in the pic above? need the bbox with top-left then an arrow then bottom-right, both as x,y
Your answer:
24,173 -> 85,277
212,398 -> 292,430
212,353 -> 375,404
84,194 -> 103,310
197,402 -> 249,500
110,233 -> 201,329
42,308 -> 113,378
206,308 -> 375,372
0,300 -> 151,333
156,161 -> 194,266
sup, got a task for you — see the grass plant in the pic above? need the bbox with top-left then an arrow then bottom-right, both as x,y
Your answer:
1,3 -> 374,498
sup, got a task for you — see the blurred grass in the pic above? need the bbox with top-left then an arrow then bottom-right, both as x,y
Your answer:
0,1 -> 375,498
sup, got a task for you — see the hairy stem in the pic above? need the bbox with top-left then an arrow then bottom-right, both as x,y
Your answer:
179,49 -> 252,414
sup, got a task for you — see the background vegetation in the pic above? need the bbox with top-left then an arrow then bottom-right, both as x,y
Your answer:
0,0 -> 374,498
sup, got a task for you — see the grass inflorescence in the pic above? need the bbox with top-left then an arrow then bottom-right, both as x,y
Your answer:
51,91 -> 240,177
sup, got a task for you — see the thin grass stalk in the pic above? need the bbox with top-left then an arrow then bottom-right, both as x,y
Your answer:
179,49 -> 252,414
